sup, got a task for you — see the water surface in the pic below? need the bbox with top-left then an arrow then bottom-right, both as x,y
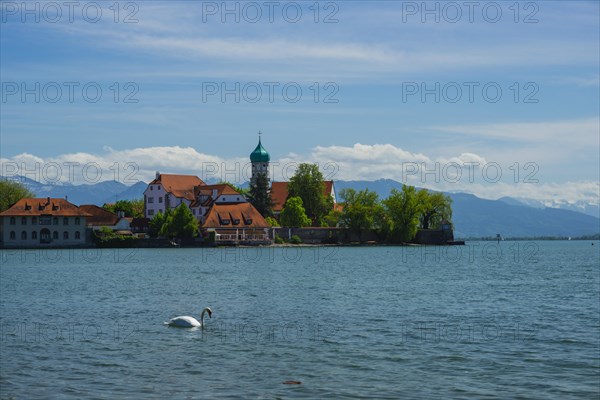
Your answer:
1,241 -> 599,398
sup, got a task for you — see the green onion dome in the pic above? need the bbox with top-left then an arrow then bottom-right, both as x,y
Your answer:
250,138 -> 270,163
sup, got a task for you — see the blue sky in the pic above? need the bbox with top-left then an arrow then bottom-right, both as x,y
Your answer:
1,1 -> 599,204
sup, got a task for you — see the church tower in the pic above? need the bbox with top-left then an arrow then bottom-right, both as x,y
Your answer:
250,131 -> 270,185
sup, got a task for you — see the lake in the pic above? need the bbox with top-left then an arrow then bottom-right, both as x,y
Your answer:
1,241 -> 598,399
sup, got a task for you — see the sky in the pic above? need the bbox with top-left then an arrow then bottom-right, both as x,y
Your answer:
1,1 -> 599,205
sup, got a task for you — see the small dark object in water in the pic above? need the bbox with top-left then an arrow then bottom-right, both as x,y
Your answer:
283,380 -> 302,385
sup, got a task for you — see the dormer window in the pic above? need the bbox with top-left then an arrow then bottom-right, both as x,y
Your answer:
217,213 -> 230,225
232,219 -> 240,225
245,219 -> 253,225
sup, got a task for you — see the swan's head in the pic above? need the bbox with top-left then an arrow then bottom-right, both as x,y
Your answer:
203,307 -> 213,319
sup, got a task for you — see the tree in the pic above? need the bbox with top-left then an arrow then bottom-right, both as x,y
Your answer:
323,208 -> 341,227
383,186 -> 421,243
417,190 -> 452,230
248,173 -> 273,217
339,188 -> 381,241
280,196 -> 311,227
265,216 -> 280,227
149,210 -> 168,238
288,163 -> 333,225
103,199 -> 144,218
160,204 -> 199,239
0,179 -> 34,212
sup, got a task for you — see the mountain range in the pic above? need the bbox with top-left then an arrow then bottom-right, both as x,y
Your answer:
3,176 -> 599,239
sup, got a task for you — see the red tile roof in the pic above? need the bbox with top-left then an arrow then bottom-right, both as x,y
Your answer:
270,181 -> 289,212
0,198 -> 92,217
79,205 -> 120,226
270,181 -> 335,212
149,174 -> 205,201
202,203 -> 269,228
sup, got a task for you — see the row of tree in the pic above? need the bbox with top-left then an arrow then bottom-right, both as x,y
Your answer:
339,186 -> 452,243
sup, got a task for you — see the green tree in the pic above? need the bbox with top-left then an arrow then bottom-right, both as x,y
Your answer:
339,188 -> 381,241
383,186 -> 421,243
323,208 -> 342,227
0,179 -> 34,212
280,196 -> 311,227
288,163 -> 333,225
103,199 -> 144,218
248,173 -> 273,217
161,204 -> 199,239
149,210 -> 169,238
265,216 -> 280,227
417,190 -> 453,230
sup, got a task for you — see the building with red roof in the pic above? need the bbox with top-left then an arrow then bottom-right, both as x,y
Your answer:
144,172 -> 205,218
0,198 -> 91,248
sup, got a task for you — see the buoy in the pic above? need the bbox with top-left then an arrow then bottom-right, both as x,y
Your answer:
283,380 -> 302,385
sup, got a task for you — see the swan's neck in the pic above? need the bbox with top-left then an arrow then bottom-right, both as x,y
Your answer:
200,309 -> 207,324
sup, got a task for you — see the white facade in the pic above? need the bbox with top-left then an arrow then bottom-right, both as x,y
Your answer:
1,215 -> 87,248
144,183 -> 192,218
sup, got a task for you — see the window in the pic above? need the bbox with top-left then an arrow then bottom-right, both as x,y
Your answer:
32,217 -> 37,225
150,186 -> 153,190
63,231 -> 69,239
75,231 -> 81,239
192,209 -> 196,215
148,209 -> 154,216
75,217 -> 80,225
159,197 -> 163,203
53,217 -> 58,225
40,216 -> 51,225
63,217 -> 69,225
53,231 -> 58,239
10,217 -> 15,225
148,197 -> 154,203
40,229 -> 51,243
237,197 -> 240,201
10,231 -> 15,239
32,231 -> 38,239
21,217 -> 27,225
21,231 -> 27,240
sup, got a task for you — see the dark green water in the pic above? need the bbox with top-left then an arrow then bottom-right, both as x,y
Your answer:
1,241 -> 599,399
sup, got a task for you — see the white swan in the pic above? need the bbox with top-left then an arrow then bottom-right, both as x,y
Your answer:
166,307 -> 212,328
